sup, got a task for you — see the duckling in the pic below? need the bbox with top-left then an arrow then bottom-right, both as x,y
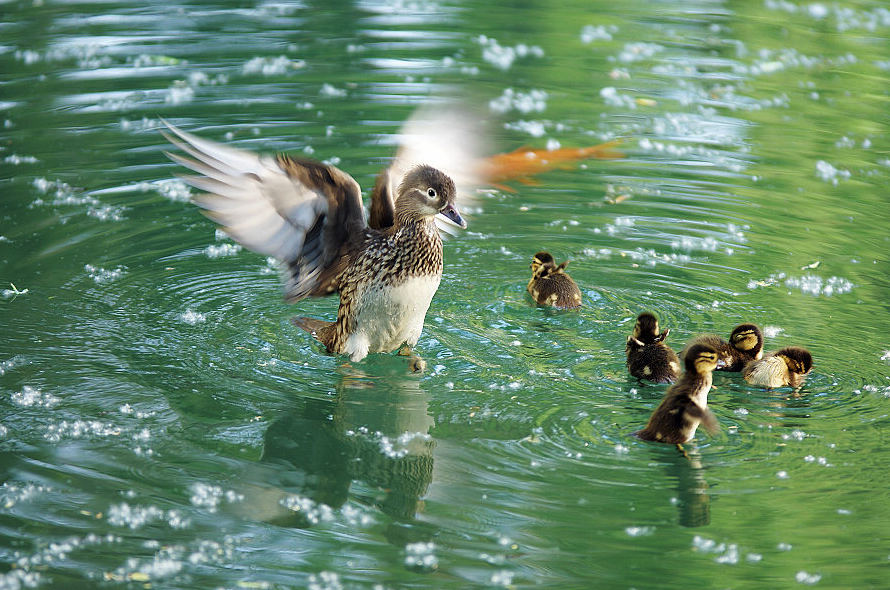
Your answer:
680,323 -> 763,372
527,252 -> 582,309
626,312 -> 680,383
635,343 -> 720,444
743,346 -> 813,388
162,121 -> 465,368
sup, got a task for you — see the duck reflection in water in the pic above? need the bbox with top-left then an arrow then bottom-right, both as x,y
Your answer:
251,361 -> 436,541
672,445 -> 711,528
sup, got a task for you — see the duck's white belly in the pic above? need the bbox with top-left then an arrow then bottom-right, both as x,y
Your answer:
344,274 -> 441,361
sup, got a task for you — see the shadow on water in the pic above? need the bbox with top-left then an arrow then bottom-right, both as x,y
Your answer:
240,359 -> 439,545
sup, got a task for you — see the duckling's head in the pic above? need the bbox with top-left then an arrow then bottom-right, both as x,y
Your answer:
729,324 -> 763,356
777,347 -> 813,375
633,312 -> 669,343
530,251 -> 566,278
684,343 -> 719,374
396,164 -> 464,227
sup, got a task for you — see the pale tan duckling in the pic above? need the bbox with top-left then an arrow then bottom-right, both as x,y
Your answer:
743,346 -> 813,389
626,312 -> 680,383
680,323 -> 763,372
527,251 -> 582,309
635,343 -> 720,444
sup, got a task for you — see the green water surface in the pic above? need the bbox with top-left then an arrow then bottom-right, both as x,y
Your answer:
2,0 -> 890,588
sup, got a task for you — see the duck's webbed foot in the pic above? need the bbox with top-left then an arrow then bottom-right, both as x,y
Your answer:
399,345 -> 426,373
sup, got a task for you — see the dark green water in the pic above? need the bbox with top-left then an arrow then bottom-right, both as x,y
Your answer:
2,0 -> 890,588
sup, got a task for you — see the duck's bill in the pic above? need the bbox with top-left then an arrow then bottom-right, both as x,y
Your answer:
437,204 -> 467,230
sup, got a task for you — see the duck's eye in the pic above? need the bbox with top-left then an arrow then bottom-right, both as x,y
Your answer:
427,188 -> 437,198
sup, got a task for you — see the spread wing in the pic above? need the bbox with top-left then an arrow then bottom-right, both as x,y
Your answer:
368,103 -> 489,233
161,120 -> 366,302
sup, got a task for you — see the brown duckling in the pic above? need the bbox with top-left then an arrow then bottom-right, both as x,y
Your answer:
680,323 -> 763,372
635,343 -> 720,444
626,312 -> 680,383
743,346 -> 813,389
527,252 -> 582,309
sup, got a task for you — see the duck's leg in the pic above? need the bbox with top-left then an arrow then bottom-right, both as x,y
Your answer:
676,443 -> 691,460
398,345 -> 426,373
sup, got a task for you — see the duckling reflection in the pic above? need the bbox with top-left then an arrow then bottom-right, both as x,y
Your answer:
250,362 -> 436,530
672,445 -> 711,527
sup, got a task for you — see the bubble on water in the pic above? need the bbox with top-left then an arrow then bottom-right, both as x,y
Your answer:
625,526 -> 654,537
784,275 -> 854,297
600,86 -> 638,109
490,570 -> 514,586
189,483 -> 244,513
319,83 -> 347,98
11,386 -> 61,408
85,264 -> 126,284
154,178 -> 191,202
44,420 -> 122,442
165,81 -> 194,105
692,535 -> 747,565
580,24 -> 618,43
815,160 -> 851,184
503,119 -> 548,137
308,571 -> 344,590
1,482 -> 53,507
404,542 -> 438,571
615,42 -> 664,63
778,542 -> 793,551
796,571 -> 822,585
763,326 -> 783,338
881,350 -> 890,361
476,35 -> 544,71
180,310 -> 206,325
107,502 -> 190,530
4,154 -> 39,165
280,494 -> 335,524
242,55 -> 305,76
714,544 -> 740,564
776,470 -> 790,479
204,243 -> 242,258
489,88 -> 548,114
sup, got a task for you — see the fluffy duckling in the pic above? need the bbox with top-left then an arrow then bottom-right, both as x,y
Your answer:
626,312 -> 680,383
680,323 -> 763,372
743,346 -> 813,388
527,252 -> 582,309
635,343 -> 720,444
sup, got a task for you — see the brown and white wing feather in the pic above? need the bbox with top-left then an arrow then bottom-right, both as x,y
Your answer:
161,120 -> 366,301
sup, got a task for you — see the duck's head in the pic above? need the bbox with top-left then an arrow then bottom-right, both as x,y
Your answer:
684,343 -> 719,374
633,312 -> 669,343
777,347 -> 813,375
530,251 -> 569,279
396,164 -> 464,227
729,323 -> 763,357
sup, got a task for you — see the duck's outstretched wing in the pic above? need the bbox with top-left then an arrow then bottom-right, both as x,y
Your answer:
369,103 -> 488,233
161,120 -> 366,301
